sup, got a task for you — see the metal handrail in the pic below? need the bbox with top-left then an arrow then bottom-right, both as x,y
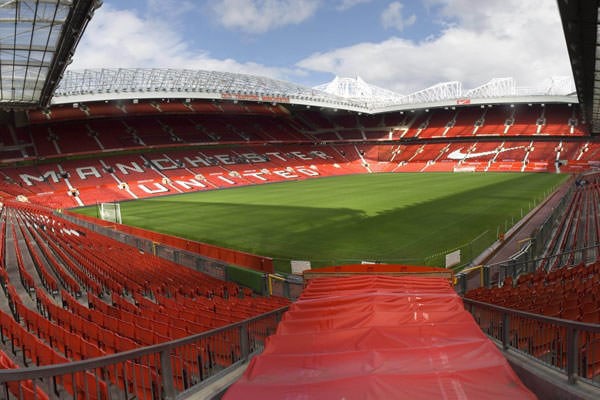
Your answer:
463,298 -> 600,385
456,242 -> 600,293
464,298 -> 600,332
0,306 -> 288,399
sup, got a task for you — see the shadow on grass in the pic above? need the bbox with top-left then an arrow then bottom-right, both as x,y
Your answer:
119,173 -> 563,270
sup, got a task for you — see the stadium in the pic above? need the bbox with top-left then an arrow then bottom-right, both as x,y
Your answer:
0,0 -> 598,399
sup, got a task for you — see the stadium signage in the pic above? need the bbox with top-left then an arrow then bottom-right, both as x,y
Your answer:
134,167 -> 320,194
447,145 -> 525,160
221,93 -> 290,103
17,149 -> 330,190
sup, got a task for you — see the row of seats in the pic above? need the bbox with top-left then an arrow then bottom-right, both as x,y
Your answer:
376,141 -> 596,165
466,261 -> 600,323
465,173 -> 600,378
8,101 -> 588,160
402,104 -> 585,138
296,104 -> 586,138
26,113 -> 315,157
27,100 -> 287,124
471,300 -> 600,378
0,348 -> 47,400
540,176 -> 600,269
0,144 -> 367,207
1,140 -> 598,209
0,202 -> 288,398
466,261 -> 600,378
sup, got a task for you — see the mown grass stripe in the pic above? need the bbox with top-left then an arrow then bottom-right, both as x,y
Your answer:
75,172 -> 567,272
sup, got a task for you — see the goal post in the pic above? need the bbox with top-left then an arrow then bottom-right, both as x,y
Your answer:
98,202 -> 122,224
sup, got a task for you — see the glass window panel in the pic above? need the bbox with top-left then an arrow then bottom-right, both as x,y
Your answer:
32,25 -> 52,40
13,50 -> 33,61
0,26 -> 15,38
26,65 -> 41,79
16,22 -> 33,36
47,28 -> 61,43
0,0 -> 81,103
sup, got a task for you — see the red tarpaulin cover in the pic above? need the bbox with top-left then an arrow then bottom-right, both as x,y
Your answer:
224,275 -> 536,399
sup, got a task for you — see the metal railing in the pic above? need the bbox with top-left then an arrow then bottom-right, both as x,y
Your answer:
60,212 -> 308,299
456,243 -> 600,294
464,298 -> 600,386
0,307 -> 287,400
454,180 -> 577,294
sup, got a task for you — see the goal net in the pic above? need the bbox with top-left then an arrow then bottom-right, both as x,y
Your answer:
99,202 -> 122,224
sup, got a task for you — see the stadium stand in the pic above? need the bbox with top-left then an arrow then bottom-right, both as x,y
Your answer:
0,201 -> 289,399
1,132 -> 598,207
466,261 -> 600,322
453,107 -> 485,136
415,108 -> 455,138
541,174 -> 600,267
0,98 -> 598,398
542,104 -> 576,135
466,172 -> 600,304
460,172 -> 600,381
508,105 -> 542,135
474,106 -> 509,135
0,0 -> 598,396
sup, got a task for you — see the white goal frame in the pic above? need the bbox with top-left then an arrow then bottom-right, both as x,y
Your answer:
99,202 -> 122,224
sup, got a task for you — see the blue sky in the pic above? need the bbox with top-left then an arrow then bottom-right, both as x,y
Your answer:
69,0 -> 573,95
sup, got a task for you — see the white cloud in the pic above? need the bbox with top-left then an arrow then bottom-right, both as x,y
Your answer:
336,0 -> 372,11
146,0 -> 195,19
381,2 -> 416,31
298,0 -> 573,94
69,5 -> 298,80
210,0 -> 320,34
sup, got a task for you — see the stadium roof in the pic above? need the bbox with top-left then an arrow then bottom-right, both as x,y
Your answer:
53,68 -> 577,114
0,1 -> 582,117
53,68 -> 364,110
314,75 -> 404,103
0,0 -> 100,109
557,0 -> 599,134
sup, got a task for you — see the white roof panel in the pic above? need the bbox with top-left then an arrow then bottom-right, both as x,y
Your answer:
0,0 -> 99,108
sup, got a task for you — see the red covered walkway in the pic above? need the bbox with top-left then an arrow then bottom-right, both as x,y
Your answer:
225,275 -> 535,399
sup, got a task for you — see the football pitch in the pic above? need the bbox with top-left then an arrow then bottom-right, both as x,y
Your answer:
75,172 -> 567,272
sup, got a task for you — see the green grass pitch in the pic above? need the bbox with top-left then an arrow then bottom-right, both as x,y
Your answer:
75,172 -> 567,272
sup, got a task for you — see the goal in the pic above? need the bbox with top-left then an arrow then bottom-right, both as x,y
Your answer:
98,202 -> 122,224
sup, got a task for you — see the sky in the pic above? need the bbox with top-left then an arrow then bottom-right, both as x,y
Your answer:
68,0 -> 574,95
